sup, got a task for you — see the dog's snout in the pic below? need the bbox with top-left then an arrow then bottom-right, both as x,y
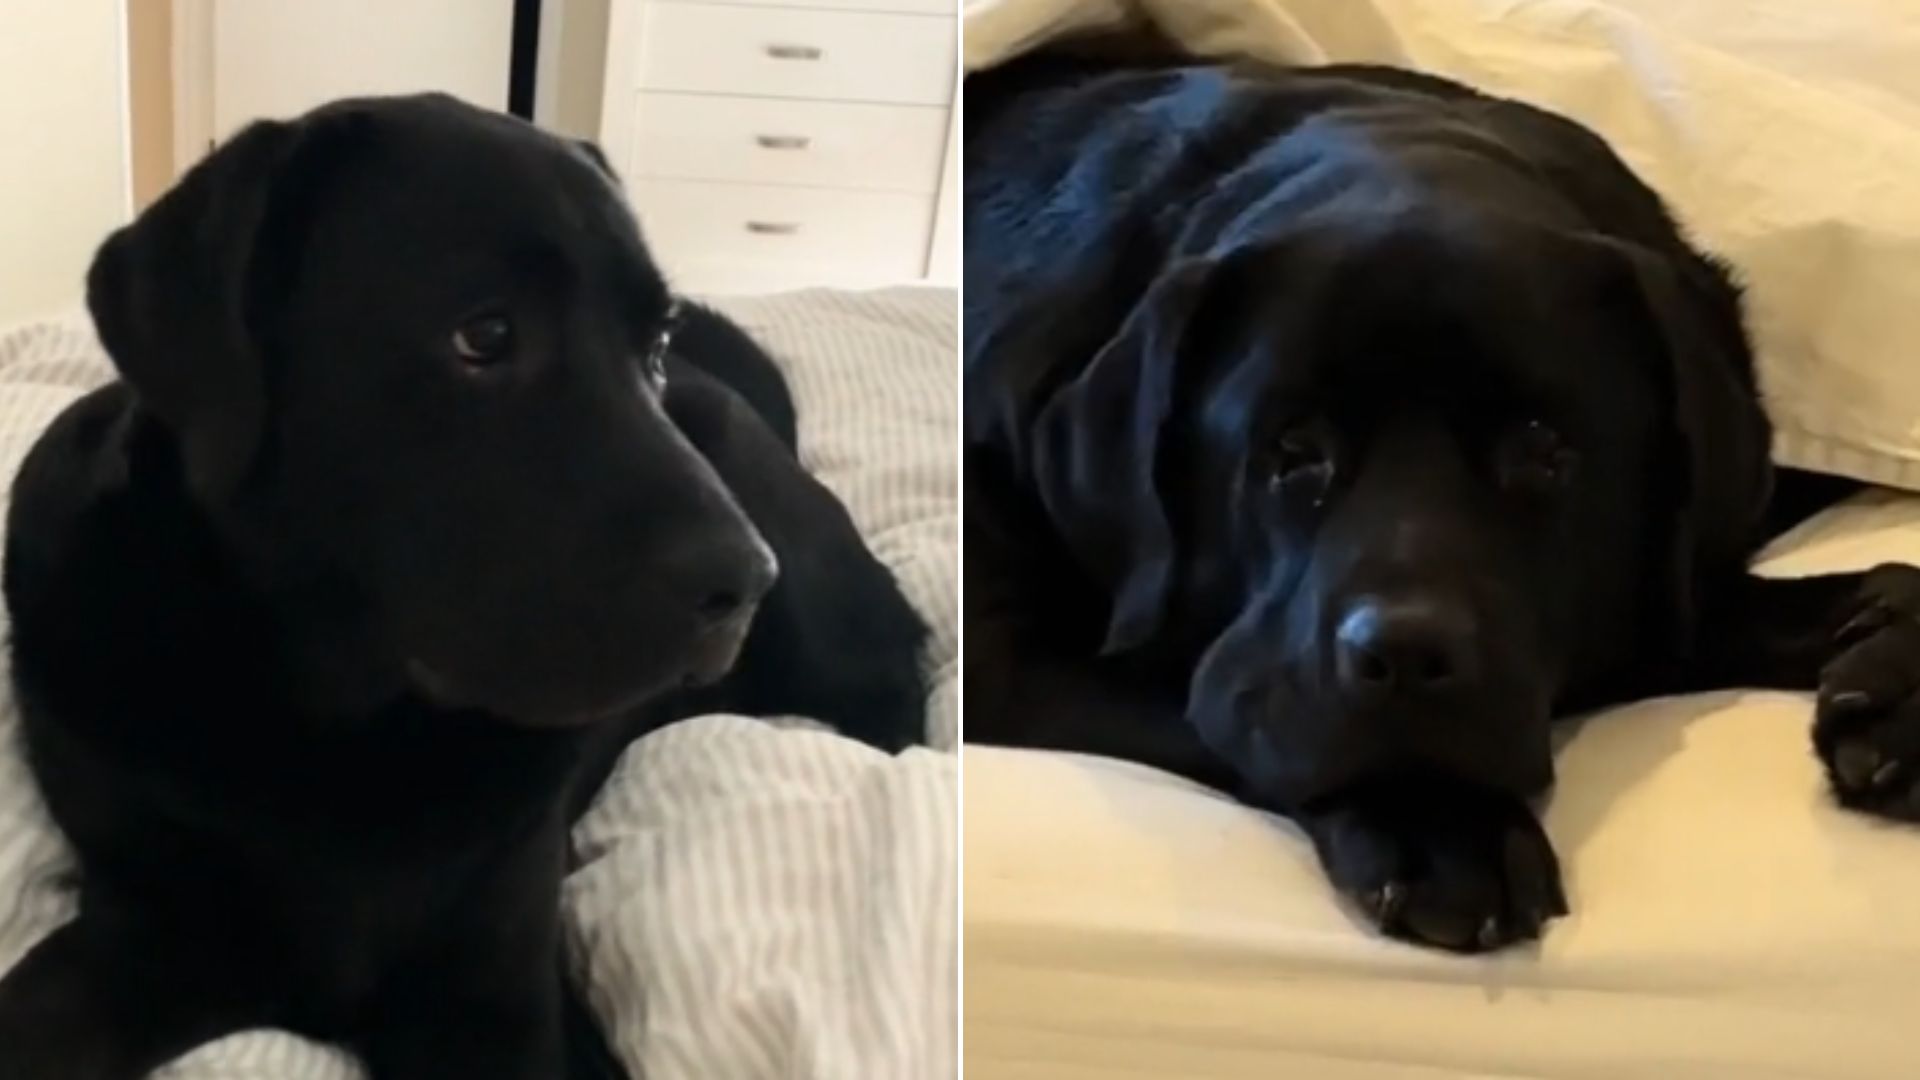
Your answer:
1334,595 -> 1478,696
674,537 -> 778,689
694,588 -> 747,623
683,538 -> 778,628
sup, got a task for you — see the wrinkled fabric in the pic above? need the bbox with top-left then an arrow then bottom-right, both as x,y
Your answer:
969,496 -> 1920,1080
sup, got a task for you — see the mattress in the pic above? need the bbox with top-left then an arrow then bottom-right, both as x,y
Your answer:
0,288 -> 957,1079
965,492 -> 1920,1080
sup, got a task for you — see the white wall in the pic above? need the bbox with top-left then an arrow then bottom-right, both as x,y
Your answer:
0,0 -> 131,323
212,0 -> 514,139
538,0 -> 609,140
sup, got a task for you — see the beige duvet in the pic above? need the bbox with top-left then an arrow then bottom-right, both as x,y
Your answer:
968,494 -> 1920,1079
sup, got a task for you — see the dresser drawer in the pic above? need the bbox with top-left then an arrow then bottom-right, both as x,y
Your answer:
669,0 -> 953,12
630,179 -> 934,287
652,255 -> 894,295
633,2 -> 955,105
629,93 -> 949,193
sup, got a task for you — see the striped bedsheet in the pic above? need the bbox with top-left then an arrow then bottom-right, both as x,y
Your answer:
0,287 -> 958,1079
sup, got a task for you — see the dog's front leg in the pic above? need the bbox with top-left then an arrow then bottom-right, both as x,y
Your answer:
1690,562 -> 1920,820
357,951 -> 569,1080
356,850 -> 590,1080
0,913 -> 265,1079
358,991 -> 563,1080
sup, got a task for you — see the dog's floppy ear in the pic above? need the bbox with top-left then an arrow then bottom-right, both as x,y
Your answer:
87,118 -> 303,499
1607,241 -> 1773,653
1476,97 -> 1774,652
1029,257 -> 1213,655
573,138 -> 619,180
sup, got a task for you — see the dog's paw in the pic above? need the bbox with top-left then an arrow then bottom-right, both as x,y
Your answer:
1816,564 -> 1920,820
1301,781 -> 1566,953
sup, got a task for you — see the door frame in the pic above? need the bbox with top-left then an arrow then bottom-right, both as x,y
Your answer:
170,0 -> 214,173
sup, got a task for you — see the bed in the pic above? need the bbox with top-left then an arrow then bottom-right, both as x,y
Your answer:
963,1 -> 1920,1077
968,493 -> 1920,1079
0,287 -> 957,1079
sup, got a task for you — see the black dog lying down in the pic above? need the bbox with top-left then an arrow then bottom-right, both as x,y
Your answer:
964,53 -> 1920,953
0,95 -> 926,1079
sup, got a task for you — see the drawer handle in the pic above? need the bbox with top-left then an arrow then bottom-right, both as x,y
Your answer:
746,221 -> 802,236
755,134 -> 812,151
765,43 -> 823,61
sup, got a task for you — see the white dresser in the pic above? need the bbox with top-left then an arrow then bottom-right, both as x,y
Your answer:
597,0 -> 958,295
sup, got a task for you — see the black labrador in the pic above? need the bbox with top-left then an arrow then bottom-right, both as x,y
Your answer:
0,94 -> 927,1079
965,53 -> 1920,953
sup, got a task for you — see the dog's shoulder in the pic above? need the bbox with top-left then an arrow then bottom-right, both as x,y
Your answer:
5,382 -> 243,709
10,380 -> 134,509
6,383 -> 142,620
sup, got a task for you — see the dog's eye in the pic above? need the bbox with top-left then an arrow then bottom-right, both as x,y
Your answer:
642,346 -> 667,390
1499,421 -> 1578,492
451,313 -> 514,365
640,301 -> 682,392
1275,430 -> 1329,473
1262,421 -> 1337,500
1269,423 -> 1332,476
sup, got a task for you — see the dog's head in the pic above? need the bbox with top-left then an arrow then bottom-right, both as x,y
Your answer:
1032,95 -> 1771,805
87,94 -> 776,726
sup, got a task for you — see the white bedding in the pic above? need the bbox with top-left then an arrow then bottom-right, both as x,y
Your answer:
966,494 -> 1920,1079
0,288 -> 957,1079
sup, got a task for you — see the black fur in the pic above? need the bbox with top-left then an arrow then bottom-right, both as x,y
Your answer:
0,93 -> 926,1078
965,54 -> 1920,953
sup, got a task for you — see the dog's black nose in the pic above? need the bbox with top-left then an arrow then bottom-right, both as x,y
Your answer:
1334,595 -> 1477,696
685,540 -> 779,627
